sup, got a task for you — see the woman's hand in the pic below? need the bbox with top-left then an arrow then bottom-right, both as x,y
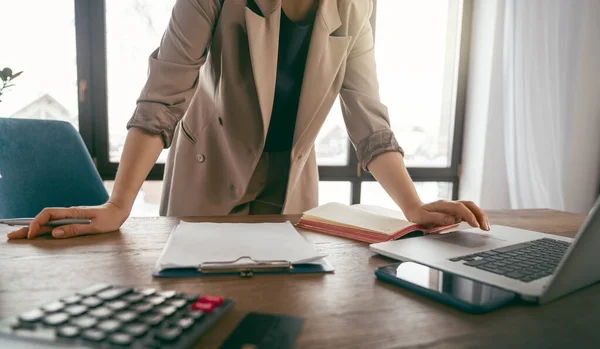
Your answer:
7,201 -> 130,240
404,200 -> 490,231
367,153 -> 489,231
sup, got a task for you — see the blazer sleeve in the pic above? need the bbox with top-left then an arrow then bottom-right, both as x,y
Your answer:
338,1 -> 404,171
126,0 -> 223,148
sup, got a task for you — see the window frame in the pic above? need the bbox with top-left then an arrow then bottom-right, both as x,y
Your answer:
74,0 -> 473,204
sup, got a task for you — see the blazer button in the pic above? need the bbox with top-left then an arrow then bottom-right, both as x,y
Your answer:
196,154 -> 205,163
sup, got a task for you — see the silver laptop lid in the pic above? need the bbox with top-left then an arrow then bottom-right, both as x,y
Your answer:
540,197 -> 600,304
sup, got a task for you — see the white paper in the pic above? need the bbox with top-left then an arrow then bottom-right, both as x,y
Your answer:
155,221 -> 327,271
352,204 -> 407,219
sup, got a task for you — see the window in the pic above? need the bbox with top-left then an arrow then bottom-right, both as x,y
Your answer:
6,0 -> 471,216
375,0 -> 461,168
0,1 -> 79,130
103,181 -> 162,217
315,102 -> 349,166
341,0 -> 468,209
105,0 -> 175,164
361,182 -> 453,211
319,181 -> 352,205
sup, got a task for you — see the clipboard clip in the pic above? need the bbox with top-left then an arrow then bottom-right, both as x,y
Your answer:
198,256 -> 293,278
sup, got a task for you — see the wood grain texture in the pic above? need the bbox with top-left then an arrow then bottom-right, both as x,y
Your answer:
1,209 -> 598,349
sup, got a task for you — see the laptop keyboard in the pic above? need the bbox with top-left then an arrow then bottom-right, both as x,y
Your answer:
0,284 -> 233,348
449,238 -> 571,282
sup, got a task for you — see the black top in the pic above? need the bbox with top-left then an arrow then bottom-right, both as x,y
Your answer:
263,9 -> 314,152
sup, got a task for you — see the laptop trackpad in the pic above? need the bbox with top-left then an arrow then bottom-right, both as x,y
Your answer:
430,231 -> 506,248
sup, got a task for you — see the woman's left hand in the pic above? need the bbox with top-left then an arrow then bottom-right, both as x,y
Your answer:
404,200 -> 490,231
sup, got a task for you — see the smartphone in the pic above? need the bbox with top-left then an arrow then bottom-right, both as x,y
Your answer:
375,262 -> 517,313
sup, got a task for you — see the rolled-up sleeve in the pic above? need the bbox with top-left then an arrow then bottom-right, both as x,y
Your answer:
126,0 -> 223,148
339,1 -> 403,171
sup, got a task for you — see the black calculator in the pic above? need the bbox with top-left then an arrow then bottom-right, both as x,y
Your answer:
0,284 -> 234,348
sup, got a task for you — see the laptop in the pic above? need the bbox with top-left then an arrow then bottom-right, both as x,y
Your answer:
369,197 -> 600,304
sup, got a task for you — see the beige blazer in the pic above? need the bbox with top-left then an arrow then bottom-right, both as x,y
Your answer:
127,0 -> 402,216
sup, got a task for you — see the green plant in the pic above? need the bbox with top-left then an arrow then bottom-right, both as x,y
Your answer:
0,67 -> 23,103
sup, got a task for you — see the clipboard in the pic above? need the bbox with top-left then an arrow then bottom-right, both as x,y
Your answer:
152,221 -> 335,278
153,256 -> 334,278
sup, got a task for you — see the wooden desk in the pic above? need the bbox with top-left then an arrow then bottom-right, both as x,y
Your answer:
1,210 -> 598,349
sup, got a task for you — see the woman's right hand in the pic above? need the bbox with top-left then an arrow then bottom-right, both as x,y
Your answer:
6,201 -> 130,240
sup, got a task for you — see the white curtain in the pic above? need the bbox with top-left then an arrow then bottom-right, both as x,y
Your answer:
460,0 -> 600,214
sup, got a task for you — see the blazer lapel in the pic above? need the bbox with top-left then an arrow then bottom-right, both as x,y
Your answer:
292,0 -> 352,150
245,0 -> 281,137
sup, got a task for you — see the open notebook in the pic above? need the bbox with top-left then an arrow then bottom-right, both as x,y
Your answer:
297,202 -> 472,243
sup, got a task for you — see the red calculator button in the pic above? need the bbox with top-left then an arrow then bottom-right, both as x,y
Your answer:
198,296 -> 223,306
191,301 -> 214,313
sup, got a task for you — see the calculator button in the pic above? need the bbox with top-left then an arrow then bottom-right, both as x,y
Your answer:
133,302 -> 154,314
124,323 -> 149,337
142,313 -> 164,326
57,325 -> 80,338
43,312 -> 69,326
81,297 -> 103,308
157,290 -> 177,299
70,315 -> 98,329
64,305 -> 88,317
97,319 -> 122,332
176,317 -> 194,330
199,296 -> 223,306
89,306 -> 113,319
42,301 -> 65,313
61,295 -> 82,305
77,284 -> 111,297
110,332 -> 133,346
97,288 -> 132,301
19,309 -> 44,322
107,300 -> 129,311
188,310 -> 205,320
146,296 -> 166,306
167,299 -> 188,309
123,293 -> 145,303
115,311 -> 138,323
82,328 -> 106,342
191,302 -> 214,313
155,305 -> 177,317
156,326 -> 182,342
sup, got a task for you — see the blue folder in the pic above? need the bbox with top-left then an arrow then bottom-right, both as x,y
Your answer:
152,222 -> 334,278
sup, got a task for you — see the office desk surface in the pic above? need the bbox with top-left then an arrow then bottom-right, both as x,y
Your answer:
1,209 -> 598,349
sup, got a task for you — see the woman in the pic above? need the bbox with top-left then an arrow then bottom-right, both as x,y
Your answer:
8,0 -> 489,240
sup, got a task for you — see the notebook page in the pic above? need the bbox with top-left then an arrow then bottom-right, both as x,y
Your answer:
352,204 -> 407,219
303,202 -> 414,235
155,221 -> 327,271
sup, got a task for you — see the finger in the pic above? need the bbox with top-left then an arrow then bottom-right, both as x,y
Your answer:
52,224 -> 97,239
460,200 -> 490,230
27,226 -> 53,240
7,227 -> 29,240
433,201 -> 479,227
28,207 -> 88,239
422,212 -> 457,227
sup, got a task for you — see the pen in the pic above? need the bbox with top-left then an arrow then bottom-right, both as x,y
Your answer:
0,218 -> 92,227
